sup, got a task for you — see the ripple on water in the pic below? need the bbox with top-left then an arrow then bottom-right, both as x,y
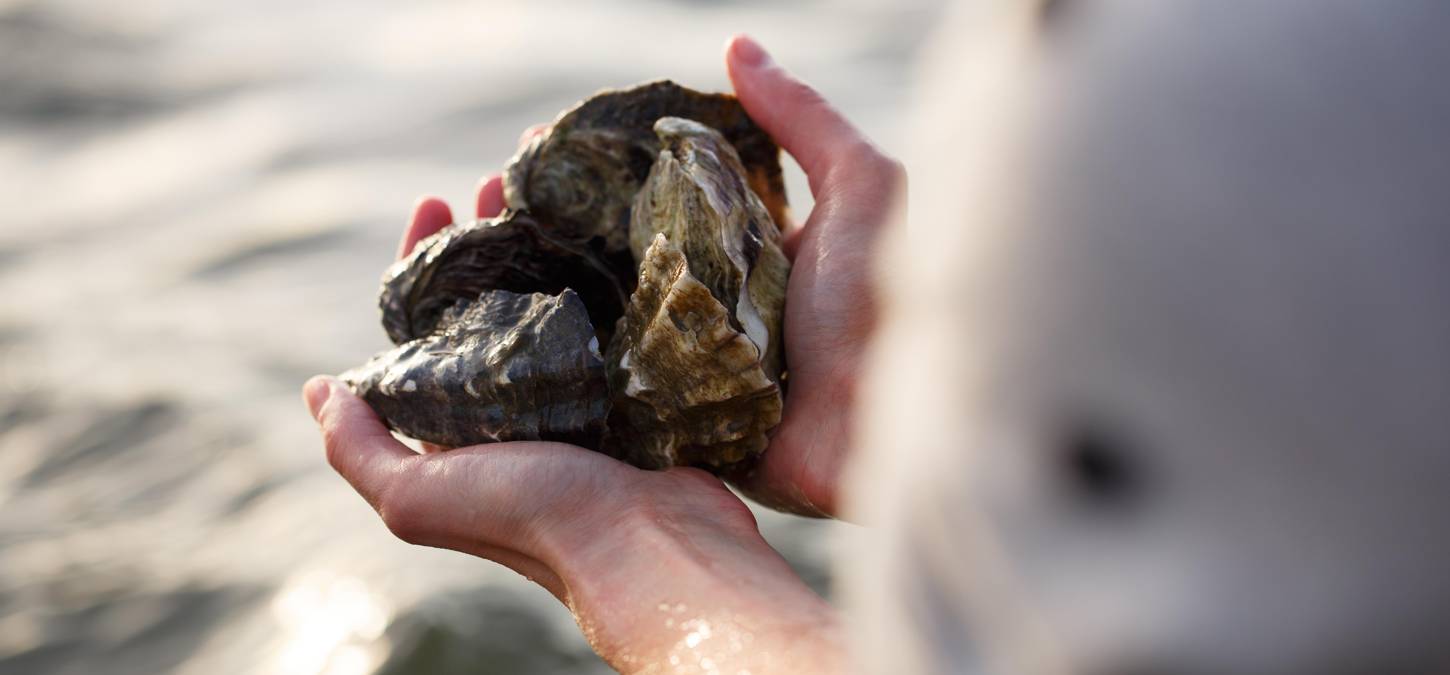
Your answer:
0,579 -> 265,675
372,585 -> 610,675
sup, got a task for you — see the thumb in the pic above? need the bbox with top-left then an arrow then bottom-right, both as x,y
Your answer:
725,34 -> 902,199
303,376 -> 633,598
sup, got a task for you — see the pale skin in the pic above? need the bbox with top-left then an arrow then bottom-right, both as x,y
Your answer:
304,35 -> 903,673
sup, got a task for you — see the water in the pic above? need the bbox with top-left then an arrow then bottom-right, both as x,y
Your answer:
0,0 -> 940,672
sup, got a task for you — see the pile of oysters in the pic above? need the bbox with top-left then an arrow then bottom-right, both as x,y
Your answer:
341,81 -> 791,472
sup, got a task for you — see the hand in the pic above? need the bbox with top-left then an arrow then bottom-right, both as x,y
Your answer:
724,35 -> 906,517
303,379 -> 840,672
399,40 -> 903,518
304,131 -> 843,670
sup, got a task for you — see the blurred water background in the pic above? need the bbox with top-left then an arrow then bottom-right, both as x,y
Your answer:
0,0 -> 942,672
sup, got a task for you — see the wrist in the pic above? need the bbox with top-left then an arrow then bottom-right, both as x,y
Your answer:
549,481 -> 844,673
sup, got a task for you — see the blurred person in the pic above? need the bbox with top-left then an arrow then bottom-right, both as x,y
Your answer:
305,1 -> 1450,673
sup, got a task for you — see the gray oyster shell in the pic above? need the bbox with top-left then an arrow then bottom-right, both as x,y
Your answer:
380,210 -> 627,346
343,289 -> 607,449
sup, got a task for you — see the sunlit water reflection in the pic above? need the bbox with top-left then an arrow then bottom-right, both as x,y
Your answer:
269,573 -> 391,675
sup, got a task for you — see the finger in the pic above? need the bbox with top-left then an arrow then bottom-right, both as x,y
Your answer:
475,174 -> 505,218
305,376 -> 638,561
304,376 -> 578,596
726,34 -> 894,197
304,375 -> 417,511
396,196 -> 454,260
519,123 -> 548,148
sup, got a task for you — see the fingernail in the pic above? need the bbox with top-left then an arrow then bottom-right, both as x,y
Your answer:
731,34 -> 771,67
303,375 -> 335,420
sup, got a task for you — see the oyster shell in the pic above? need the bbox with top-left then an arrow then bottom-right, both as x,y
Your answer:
343,82 -> 791,472
343,289 -> 608,449
504,80 -> 788,258
379,210 -> 628,345
628,117 -> 789,380
603,118 -> 790,470
604,235 -> 783,469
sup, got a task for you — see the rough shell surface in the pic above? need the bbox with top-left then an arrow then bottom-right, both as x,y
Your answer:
344,82 -> 792,472
503,80 -> 788,258
344,289 -> 608,449
379,211 -> 628,346
628,117 -> 790,381
604,235 -> 783,469
603,118 -> 790,470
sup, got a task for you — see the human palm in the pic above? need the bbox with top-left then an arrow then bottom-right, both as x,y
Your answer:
304,377 -> 839,672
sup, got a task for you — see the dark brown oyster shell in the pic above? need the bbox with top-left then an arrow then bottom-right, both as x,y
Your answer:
503,80 -> 789,258
379,210 -> 628,346
343,289 -> 608,449
602,118 -> 790,470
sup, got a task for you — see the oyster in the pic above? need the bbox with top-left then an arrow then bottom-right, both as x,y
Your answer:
628,117 -> 789,380
343,289 -> 608,449
504,80 -> 789,258
379,210 -> 628,345
605,235 -> 783,469
603,118 -> 790,470
343,82 -> 791,472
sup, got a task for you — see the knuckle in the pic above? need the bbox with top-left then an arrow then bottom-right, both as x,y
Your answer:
831,141 -> 875,170
782,77 -> 828,110
828,143 -> 907,195
850,143 -> 904,179
321,425 -> 350,471
878,153 -> 908,185
664,468 -> 758,529
670,466 -> 724,494
378,487 -> 426,545
611,490 -> 661,529
711,492 -> 758,530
